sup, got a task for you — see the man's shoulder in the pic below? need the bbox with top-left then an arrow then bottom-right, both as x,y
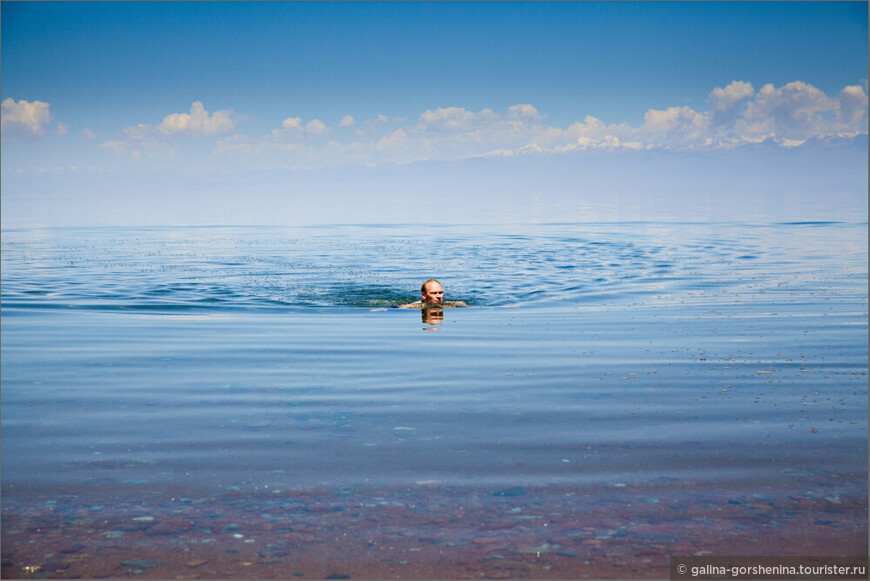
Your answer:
398,300 -> 468,309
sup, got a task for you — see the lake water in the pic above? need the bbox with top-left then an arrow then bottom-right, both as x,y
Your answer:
1,222 -> 867,579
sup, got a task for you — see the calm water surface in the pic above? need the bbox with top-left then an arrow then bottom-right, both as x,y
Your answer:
1,222 -> 866,577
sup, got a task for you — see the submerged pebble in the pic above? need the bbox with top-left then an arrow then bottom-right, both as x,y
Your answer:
491,486 -> 527,497
121,559 -> 163,569
185,559 -> 207,567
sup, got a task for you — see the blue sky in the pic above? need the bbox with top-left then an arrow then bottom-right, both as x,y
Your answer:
1,1 -> 867,226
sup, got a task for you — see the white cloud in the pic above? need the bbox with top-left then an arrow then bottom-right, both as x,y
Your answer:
4,81 -> 867,175
636,106 -> 712,148
122,123 -> 155,141
376,128 -> 410,151
91,80 -> 865,170
709,80 -> 755,113
231,83 -> 866,168
270,116 -> 331,140
552,80 -> 868,152
100,140 -> 127,153
506,104 -> 543,120
102,101 -> 240,159
563,116 -> 608,140
418,107 -> 486,132
836,85 -> 868,129
157,101 -> 235,136
282,116 -> 303,130
408,105 -> 547,156
735,81 -> 834,140
1,98 -> 56,136
305,119 -> 330,137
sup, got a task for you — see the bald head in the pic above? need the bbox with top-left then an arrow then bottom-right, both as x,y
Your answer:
421,279 -> 443,304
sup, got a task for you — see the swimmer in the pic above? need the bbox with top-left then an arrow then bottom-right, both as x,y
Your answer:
398,279 -> 468,308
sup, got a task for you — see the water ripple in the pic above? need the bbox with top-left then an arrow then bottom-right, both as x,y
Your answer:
2,223 -> 866,312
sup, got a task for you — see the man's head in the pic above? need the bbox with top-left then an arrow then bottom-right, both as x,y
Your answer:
421,279 -> 443,304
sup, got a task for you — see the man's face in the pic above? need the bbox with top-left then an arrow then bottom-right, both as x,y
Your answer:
421,281 -> 444,304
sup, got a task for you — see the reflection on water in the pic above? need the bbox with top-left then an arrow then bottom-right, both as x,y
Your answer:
422,307 -> 444,327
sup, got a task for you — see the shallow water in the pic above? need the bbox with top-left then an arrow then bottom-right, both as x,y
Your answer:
1,222 -> 867,578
